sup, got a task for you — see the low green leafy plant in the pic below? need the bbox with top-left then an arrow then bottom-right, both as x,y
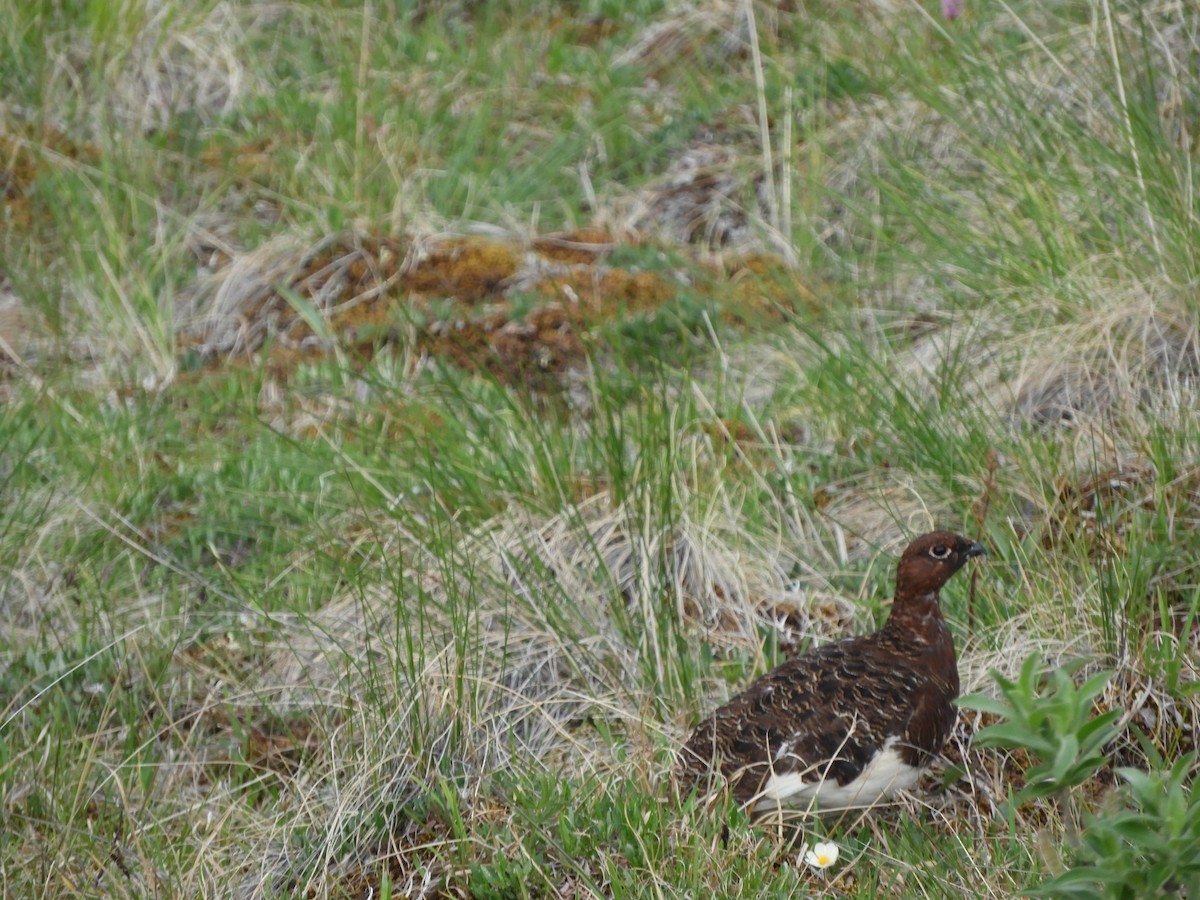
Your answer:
1031,751 -> 1200,899
961,654 -> 1200,896
959,652 -> 1121,804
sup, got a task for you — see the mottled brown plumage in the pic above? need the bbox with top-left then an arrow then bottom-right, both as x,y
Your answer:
676,531 -> 985,814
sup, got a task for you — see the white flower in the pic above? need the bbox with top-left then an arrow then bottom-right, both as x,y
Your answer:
803,840 -> 839,870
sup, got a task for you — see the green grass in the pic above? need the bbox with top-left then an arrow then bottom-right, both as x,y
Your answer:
2,0 -> 1200,896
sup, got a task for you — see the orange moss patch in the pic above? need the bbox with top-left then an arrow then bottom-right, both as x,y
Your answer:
185,228 -> 806,393
720,253 -> 817,323
531,227 -> 616,264
524,265 -> 677,322
402,237 -> 521,303
420,304 -> 584,386
596,268 -> 675,310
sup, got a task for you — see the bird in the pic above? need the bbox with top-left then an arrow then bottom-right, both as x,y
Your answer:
675,530 -> 985,816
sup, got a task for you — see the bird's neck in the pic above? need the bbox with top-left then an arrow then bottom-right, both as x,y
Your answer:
881,591 -> 952,650
880,592 -> 959,696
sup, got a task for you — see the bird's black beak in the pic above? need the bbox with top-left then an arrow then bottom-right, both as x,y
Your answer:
963,540 -> 987,559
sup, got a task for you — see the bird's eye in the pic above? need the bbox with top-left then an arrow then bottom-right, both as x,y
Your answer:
930,544 -> 952,559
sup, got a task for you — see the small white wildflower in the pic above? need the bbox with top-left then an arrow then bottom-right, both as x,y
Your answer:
803,840 -> 839,870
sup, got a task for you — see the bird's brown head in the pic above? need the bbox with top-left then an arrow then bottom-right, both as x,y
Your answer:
894,530 -> 986,600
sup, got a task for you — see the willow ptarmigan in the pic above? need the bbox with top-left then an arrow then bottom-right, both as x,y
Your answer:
676,531 -> 985,815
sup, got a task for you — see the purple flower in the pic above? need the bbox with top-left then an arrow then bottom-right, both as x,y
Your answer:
942,0 -> 963,18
